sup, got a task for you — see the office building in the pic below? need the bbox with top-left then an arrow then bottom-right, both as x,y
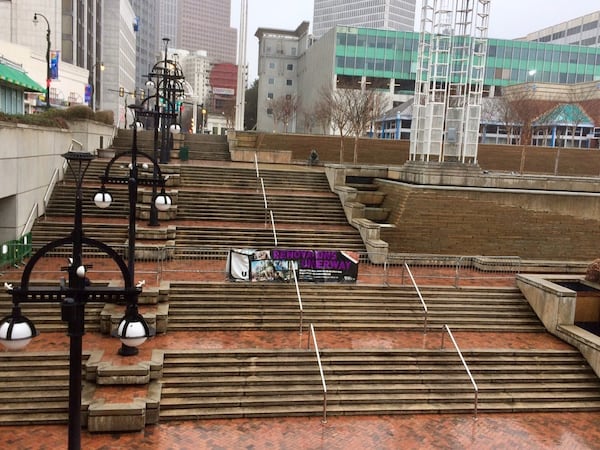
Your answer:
313,0 -> 416,39
523,10 -> 600,47
256,25 -> 600,134
178,0 -> 237,64
255,22 -> 311,132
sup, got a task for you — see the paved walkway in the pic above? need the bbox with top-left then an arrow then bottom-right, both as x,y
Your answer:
2,261 -> 600,449
1,327 -> 600,449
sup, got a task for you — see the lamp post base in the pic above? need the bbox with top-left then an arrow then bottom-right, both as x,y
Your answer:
118,344 -> 139,356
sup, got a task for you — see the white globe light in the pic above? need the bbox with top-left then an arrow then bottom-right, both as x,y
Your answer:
155,194 -> 172,212
169,123 -> 181,134
76,265 -> 86,278
117,320 -> 148,347
142,163 -> 149,170
94,191 -> 112,209
0,320 -> 35,351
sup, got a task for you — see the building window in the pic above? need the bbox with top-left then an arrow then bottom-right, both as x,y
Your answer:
291,47 -> 297,56
267,107 -> 273,115
286,79 -> 293,86
269,62 -> 275,69
267,92 -> 274,99
268,78 -> 274,85
287,63 -> 294,70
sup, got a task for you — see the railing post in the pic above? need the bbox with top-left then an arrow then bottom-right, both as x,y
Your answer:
383,258 -> 388,286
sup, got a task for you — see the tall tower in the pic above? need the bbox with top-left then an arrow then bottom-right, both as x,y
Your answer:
177,0 -> 237,64
235,0 -> 248,130
410,0 -> 490,164
313,0 -> 416,38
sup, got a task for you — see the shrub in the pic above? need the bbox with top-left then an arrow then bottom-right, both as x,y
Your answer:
94,110 -> 114,125
585,259 -> 600,283
0,105 -> 114,128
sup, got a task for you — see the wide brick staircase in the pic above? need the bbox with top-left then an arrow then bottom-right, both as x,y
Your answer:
3,129 -> 600,429
166,283 -> 545,332
158,347 -> 600,420
0,352 -> 92,426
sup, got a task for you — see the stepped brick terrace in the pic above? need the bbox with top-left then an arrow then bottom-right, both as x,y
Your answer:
2,130 -> 600,449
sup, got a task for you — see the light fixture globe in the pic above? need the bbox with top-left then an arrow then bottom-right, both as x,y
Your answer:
115,309 -> 154,349
93,190 -> 112,209
154,193 -> 172,212
169,123 -> 181,134
0,313 -> 38,351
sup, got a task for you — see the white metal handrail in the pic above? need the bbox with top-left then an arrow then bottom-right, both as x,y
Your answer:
307,323 -> 327,424
441,324 -> 478,419
260,178 -> 268,209
293,267 -> 303,335
404,263 -> 428,333
269,210 -> 278,246
20,203 -> 39,237
69,139 -> 83,151
254,152 -> 259,178
43,168 -> 60,210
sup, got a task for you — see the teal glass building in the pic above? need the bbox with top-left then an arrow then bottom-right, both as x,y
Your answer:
332,27 -> 600,95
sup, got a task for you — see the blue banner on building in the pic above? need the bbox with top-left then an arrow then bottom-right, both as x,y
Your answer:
50,50 -> 59,79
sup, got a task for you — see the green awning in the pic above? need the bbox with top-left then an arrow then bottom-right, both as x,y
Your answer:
0,63 -> 44,92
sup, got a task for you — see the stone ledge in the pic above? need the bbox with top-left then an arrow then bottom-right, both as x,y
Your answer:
86,348 -> 165,385
87,399 -> 146,432
96,362 -> 151,385
100,303 -> 169,335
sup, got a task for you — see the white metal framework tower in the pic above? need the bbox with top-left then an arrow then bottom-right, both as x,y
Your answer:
410,0 -> 490,164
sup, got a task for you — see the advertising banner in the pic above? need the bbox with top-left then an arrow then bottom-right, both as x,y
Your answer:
227,248 -> 359,283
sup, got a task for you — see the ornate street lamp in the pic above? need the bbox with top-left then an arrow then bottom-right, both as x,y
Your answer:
145,38 -> 186,165
94,115 -> 172,279
0,150 -> 154,450
33,12 -> 51,108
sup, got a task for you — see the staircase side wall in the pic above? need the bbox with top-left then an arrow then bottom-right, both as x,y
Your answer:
0,122 -> 72,241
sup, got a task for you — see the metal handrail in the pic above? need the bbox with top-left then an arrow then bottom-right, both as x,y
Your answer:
254,152 -> 259,178
260,177 -> 269,228
69,139 -> 84,151
441,324 -> 478,419
293,267 -> 303,334
260,178 -> 268,209
21,203 -> 39,237
404,263 -> 428,333
269,210 -> 278,246
43,167 -> 60,210
307,323 -> 327,424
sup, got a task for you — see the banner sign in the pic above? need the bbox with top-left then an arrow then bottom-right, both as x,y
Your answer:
227,248 -> 359,283
50,51 -> 59,79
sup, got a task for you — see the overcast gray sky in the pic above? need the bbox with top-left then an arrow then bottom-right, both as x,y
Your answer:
231,1 -> 599,82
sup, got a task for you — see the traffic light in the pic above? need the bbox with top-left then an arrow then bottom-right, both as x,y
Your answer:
190,117 -> 195,133
119,87 -> 124,97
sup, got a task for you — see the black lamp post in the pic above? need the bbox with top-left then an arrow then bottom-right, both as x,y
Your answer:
146,38 -> 185,165
140,41 -> 184,226
0,148 -> 155,449
33,12 -> 51,109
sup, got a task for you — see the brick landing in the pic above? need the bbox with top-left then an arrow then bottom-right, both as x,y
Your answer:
1,329 -> 599,449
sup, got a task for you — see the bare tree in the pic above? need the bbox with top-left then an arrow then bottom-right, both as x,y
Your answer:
269,94 -> 300,133
313,90 -> 333,135
346,89 -> 387,163
323,88 -> 352,163
221,97 -> 236,130
503,85 -> 555,172
320,85 -> 387,164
